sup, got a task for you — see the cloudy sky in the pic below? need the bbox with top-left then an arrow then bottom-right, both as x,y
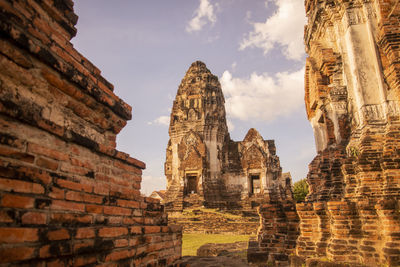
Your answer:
71,0 -> 315,195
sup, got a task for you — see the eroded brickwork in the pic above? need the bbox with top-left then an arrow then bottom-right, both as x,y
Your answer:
0,1 -> 181,266
297,0 -> 400,266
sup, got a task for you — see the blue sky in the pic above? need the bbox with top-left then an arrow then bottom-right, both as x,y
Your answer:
71,0 -> 315,195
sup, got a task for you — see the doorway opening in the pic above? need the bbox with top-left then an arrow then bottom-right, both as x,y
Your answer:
250,175 -> 260,195
185,175 -> 197,195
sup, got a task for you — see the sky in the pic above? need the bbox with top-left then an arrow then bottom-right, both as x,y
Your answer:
71,0 -> 316,195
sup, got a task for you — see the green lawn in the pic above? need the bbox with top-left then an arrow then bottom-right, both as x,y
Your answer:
182,233 -> 254,256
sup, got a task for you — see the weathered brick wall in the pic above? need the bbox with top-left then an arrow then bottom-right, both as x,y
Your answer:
252,192 -> 299,266
168,209 -> 259,235
297,0 -> 400,266
0,0 -> 181,266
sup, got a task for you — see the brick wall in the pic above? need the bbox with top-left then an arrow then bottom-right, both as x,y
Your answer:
298,0 -> 400,266
0,0 -> 181,266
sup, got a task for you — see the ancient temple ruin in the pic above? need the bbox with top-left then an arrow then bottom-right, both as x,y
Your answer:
292,0 -> 400,266
164,61 -> 292,212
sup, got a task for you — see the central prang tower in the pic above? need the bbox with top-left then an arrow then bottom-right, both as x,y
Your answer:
164,61 -> 229,211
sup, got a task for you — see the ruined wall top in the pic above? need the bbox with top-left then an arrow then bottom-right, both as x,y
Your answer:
1,0 -> 144,169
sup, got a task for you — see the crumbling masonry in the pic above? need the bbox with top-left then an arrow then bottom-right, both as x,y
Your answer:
0,0 -> 181,266
295,0 -> 400,266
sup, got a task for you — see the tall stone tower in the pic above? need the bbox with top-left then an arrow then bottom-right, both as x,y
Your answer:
164,61 -> 229,211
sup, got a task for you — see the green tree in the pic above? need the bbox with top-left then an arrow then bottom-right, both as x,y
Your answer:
293,178 -> 309,202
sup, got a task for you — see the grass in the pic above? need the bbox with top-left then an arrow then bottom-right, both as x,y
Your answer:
181,233 -> 254,256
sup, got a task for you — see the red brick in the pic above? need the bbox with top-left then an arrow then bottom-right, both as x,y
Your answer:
109,176 -> 131,187
27,142 -> 68,161
117,199 -> 139,208
95,173 -> 110,182
0,246 -> 35,263
94,183 -> 109,195
50,213 -> 92,224
105,249 -> 133,262
56,178 -> 92,193
51,200 -> 85,212
129,237 -> 140,246
113,160 -> 141,174
0,145 -> 34,163
65,190 -> 103,204
60,163 -> 90,176
130,226 -> 142,234
48,228 -> 69,240
36,156 -> 58,170
75,227 -> 95,239
132,182 -> 141,190
132,217 -> 144,224
1,193 -> 34,208
98,227 -> 128,238
108,216 -> 122,224
144,226 -> 161,234
104,206 -> 131,216
39,244 -> 51,258
114,238 -> 128,247
21,212 -> 47,224
145,197 -> 159,204
126,157 -> 146,169
144,217 -> 155,224
0,210 -> 13,223
0,227 -> 38,243
0,178 -> 44,194
86,204 -> 103,214
73,255 -> 97,266
123,217 -> 135,224
49,186 -> 64,199
70,157 -> 94,170
69,144 -> 80,156
12,165 -> 52,184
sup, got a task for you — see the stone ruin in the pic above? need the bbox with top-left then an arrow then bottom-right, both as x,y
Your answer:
164,61 -> 293,212
292,0 -> 400,266
2,0 -> 400,266
0,0 -> 181,266
164,61 -> 299,265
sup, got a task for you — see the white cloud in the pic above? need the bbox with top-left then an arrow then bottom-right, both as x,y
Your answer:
220,67 -> 305,122
240,0 -> 306,61
186,0 -> 217,33
148,115 -> 170,126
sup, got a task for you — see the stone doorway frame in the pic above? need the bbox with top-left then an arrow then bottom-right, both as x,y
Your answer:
249,174 -> 261,195
184,172 -> 199,196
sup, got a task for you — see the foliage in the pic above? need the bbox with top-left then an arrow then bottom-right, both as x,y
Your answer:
182,233 -> 253,256
293,178 -> 309,202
